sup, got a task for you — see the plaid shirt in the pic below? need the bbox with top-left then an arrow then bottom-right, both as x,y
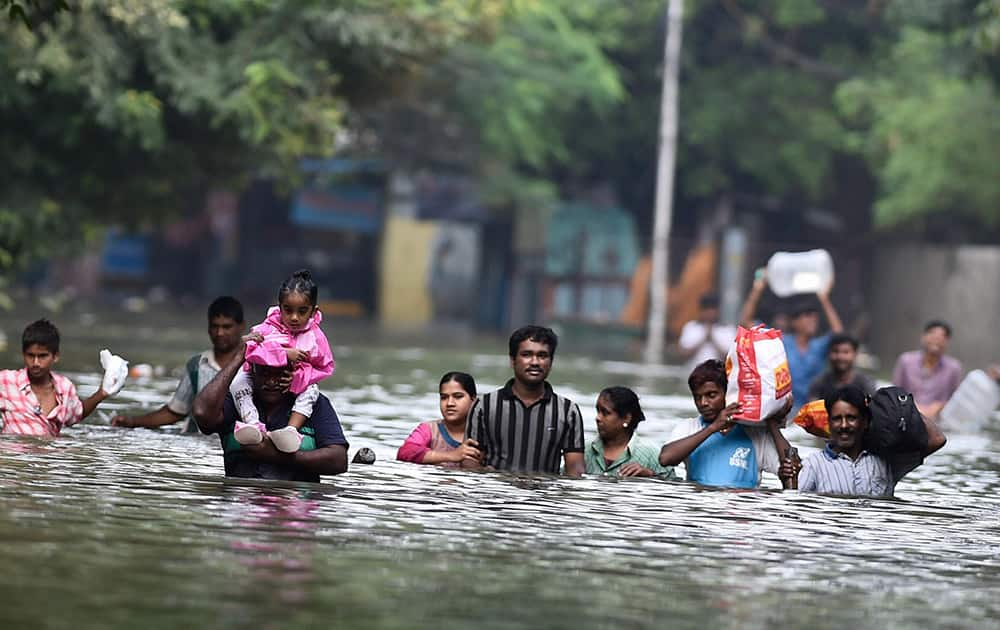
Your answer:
0,369 -> 84,437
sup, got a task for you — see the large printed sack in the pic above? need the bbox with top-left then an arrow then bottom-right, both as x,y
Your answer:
724,325 -> 792,425
793,399 -> 830,437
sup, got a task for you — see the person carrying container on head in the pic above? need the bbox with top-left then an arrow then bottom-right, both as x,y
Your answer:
741,269 -> 844,409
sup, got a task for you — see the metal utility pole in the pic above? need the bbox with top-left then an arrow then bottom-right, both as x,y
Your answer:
644,0 -> 684,365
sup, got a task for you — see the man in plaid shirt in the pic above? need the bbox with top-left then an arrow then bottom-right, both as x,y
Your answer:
0,319 -> 111,437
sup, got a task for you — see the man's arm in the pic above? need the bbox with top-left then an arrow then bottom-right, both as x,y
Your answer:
461,399 -> 486,469
112,405 -> 185,428
739,275 -> 767,328
561,403 -> 586,477
192,344 -> 246,434
817,289 -> 844,334
659,403 -> 740,466
763,399 -> 796,488
242,440 -> 349,475
922,412 -> 947,457
81,389 -> 109,419
563,451 -> 585,477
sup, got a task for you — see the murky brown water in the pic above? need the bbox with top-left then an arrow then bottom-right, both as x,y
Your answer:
1,310 -> 998,629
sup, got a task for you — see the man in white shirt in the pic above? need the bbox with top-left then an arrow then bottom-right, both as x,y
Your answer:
112,296 -> 245,432
678,294 -> 736,372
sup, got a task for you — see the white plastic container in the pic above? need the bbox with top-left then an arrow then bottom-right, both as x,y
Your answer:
939,369 -> 1000,431
766,249 -> 834,297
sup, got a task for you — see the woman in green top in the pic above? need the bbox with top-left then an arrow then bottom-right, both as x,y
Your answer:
585,387 -> 676,479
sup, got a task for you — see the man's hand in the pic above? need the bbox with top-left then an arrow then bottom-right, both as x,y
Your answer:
241,437 -> 289,464
618,462 -> 654,478
709,402 -> 741,435
243,332 -> 264,344
285,348 -> 310,364
277,369 -> 294,393
918,400 -> 945,420
778,450 -> 801,486
111,415 -> 135,427
450,439 -> 482,464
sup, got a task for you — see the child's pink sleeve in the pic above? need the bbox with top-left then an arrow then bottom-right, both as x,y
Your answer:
289,327 -> 335,392
397,423 -> 433,463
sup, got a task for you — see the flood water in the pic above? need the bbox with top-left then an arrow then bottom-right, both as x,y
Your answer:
1,309 -> 998,629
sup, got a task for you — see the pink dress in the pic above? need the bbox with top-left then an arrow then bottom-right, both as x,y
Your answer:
397,421 -> 463,467
243,306 -> 335,394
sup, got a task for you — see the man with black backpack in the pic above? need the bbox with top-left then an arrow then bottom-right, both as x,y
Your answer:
112,296 -> 245,433
779,384 -> 946,496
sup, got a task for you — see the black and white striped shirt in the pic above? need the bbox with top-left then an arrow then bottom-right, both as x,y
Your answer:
466,380 -> 584,474
798,445 -> 894,497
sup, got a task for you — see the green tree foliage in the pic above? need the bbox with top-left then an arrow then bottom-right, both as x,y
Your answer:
1,0 -> 623,274
836,0 -> 1000,228
360,0 -> 626,211
0,0 -> 511,272
3,0 -> 1000,284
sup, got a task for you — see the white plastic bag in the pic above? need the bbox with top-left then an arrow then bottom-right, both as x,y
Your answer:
99,348 -> 129,396
725,325 -> 792,425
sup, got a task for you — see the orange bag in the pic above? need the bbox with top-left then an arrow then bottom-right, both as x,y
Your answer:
793,399 -> 830,438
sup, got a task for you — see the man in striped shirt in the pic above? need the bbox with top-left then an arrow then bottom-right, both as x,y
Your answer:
783,384 -> 946,496
464,325 -> 585,476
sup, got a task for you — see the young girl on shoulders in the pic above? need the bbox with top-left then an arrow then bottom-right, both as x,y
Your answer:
232,269 -> 335,453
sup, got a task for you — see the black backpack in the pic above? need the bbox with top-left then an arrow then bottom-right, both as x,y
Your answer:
864,386 -> 930,481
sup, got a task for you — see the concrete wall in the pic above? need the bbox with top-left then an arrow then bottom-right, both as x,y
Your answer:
869,244 -> 1000,373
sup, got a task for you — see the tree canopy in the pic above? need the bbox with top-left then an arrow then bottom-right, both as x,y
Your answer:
2,0 -> 999,279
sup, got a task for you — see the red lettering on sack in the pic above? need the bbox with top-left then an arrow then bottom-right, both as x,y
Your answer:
736,327 -> 762,421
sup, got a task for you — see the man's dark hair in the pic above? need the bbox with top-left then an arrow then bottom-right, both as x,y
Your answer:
924,320 -> 952,337
508,325 -> 558,358
823,384 -> 871,423
688,359 -> 727,393
22,319 -> 60,353
828,333 -> 859,352
208,296 -> 244,323
699,293 -> 720,310
599,386 -> 646,436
